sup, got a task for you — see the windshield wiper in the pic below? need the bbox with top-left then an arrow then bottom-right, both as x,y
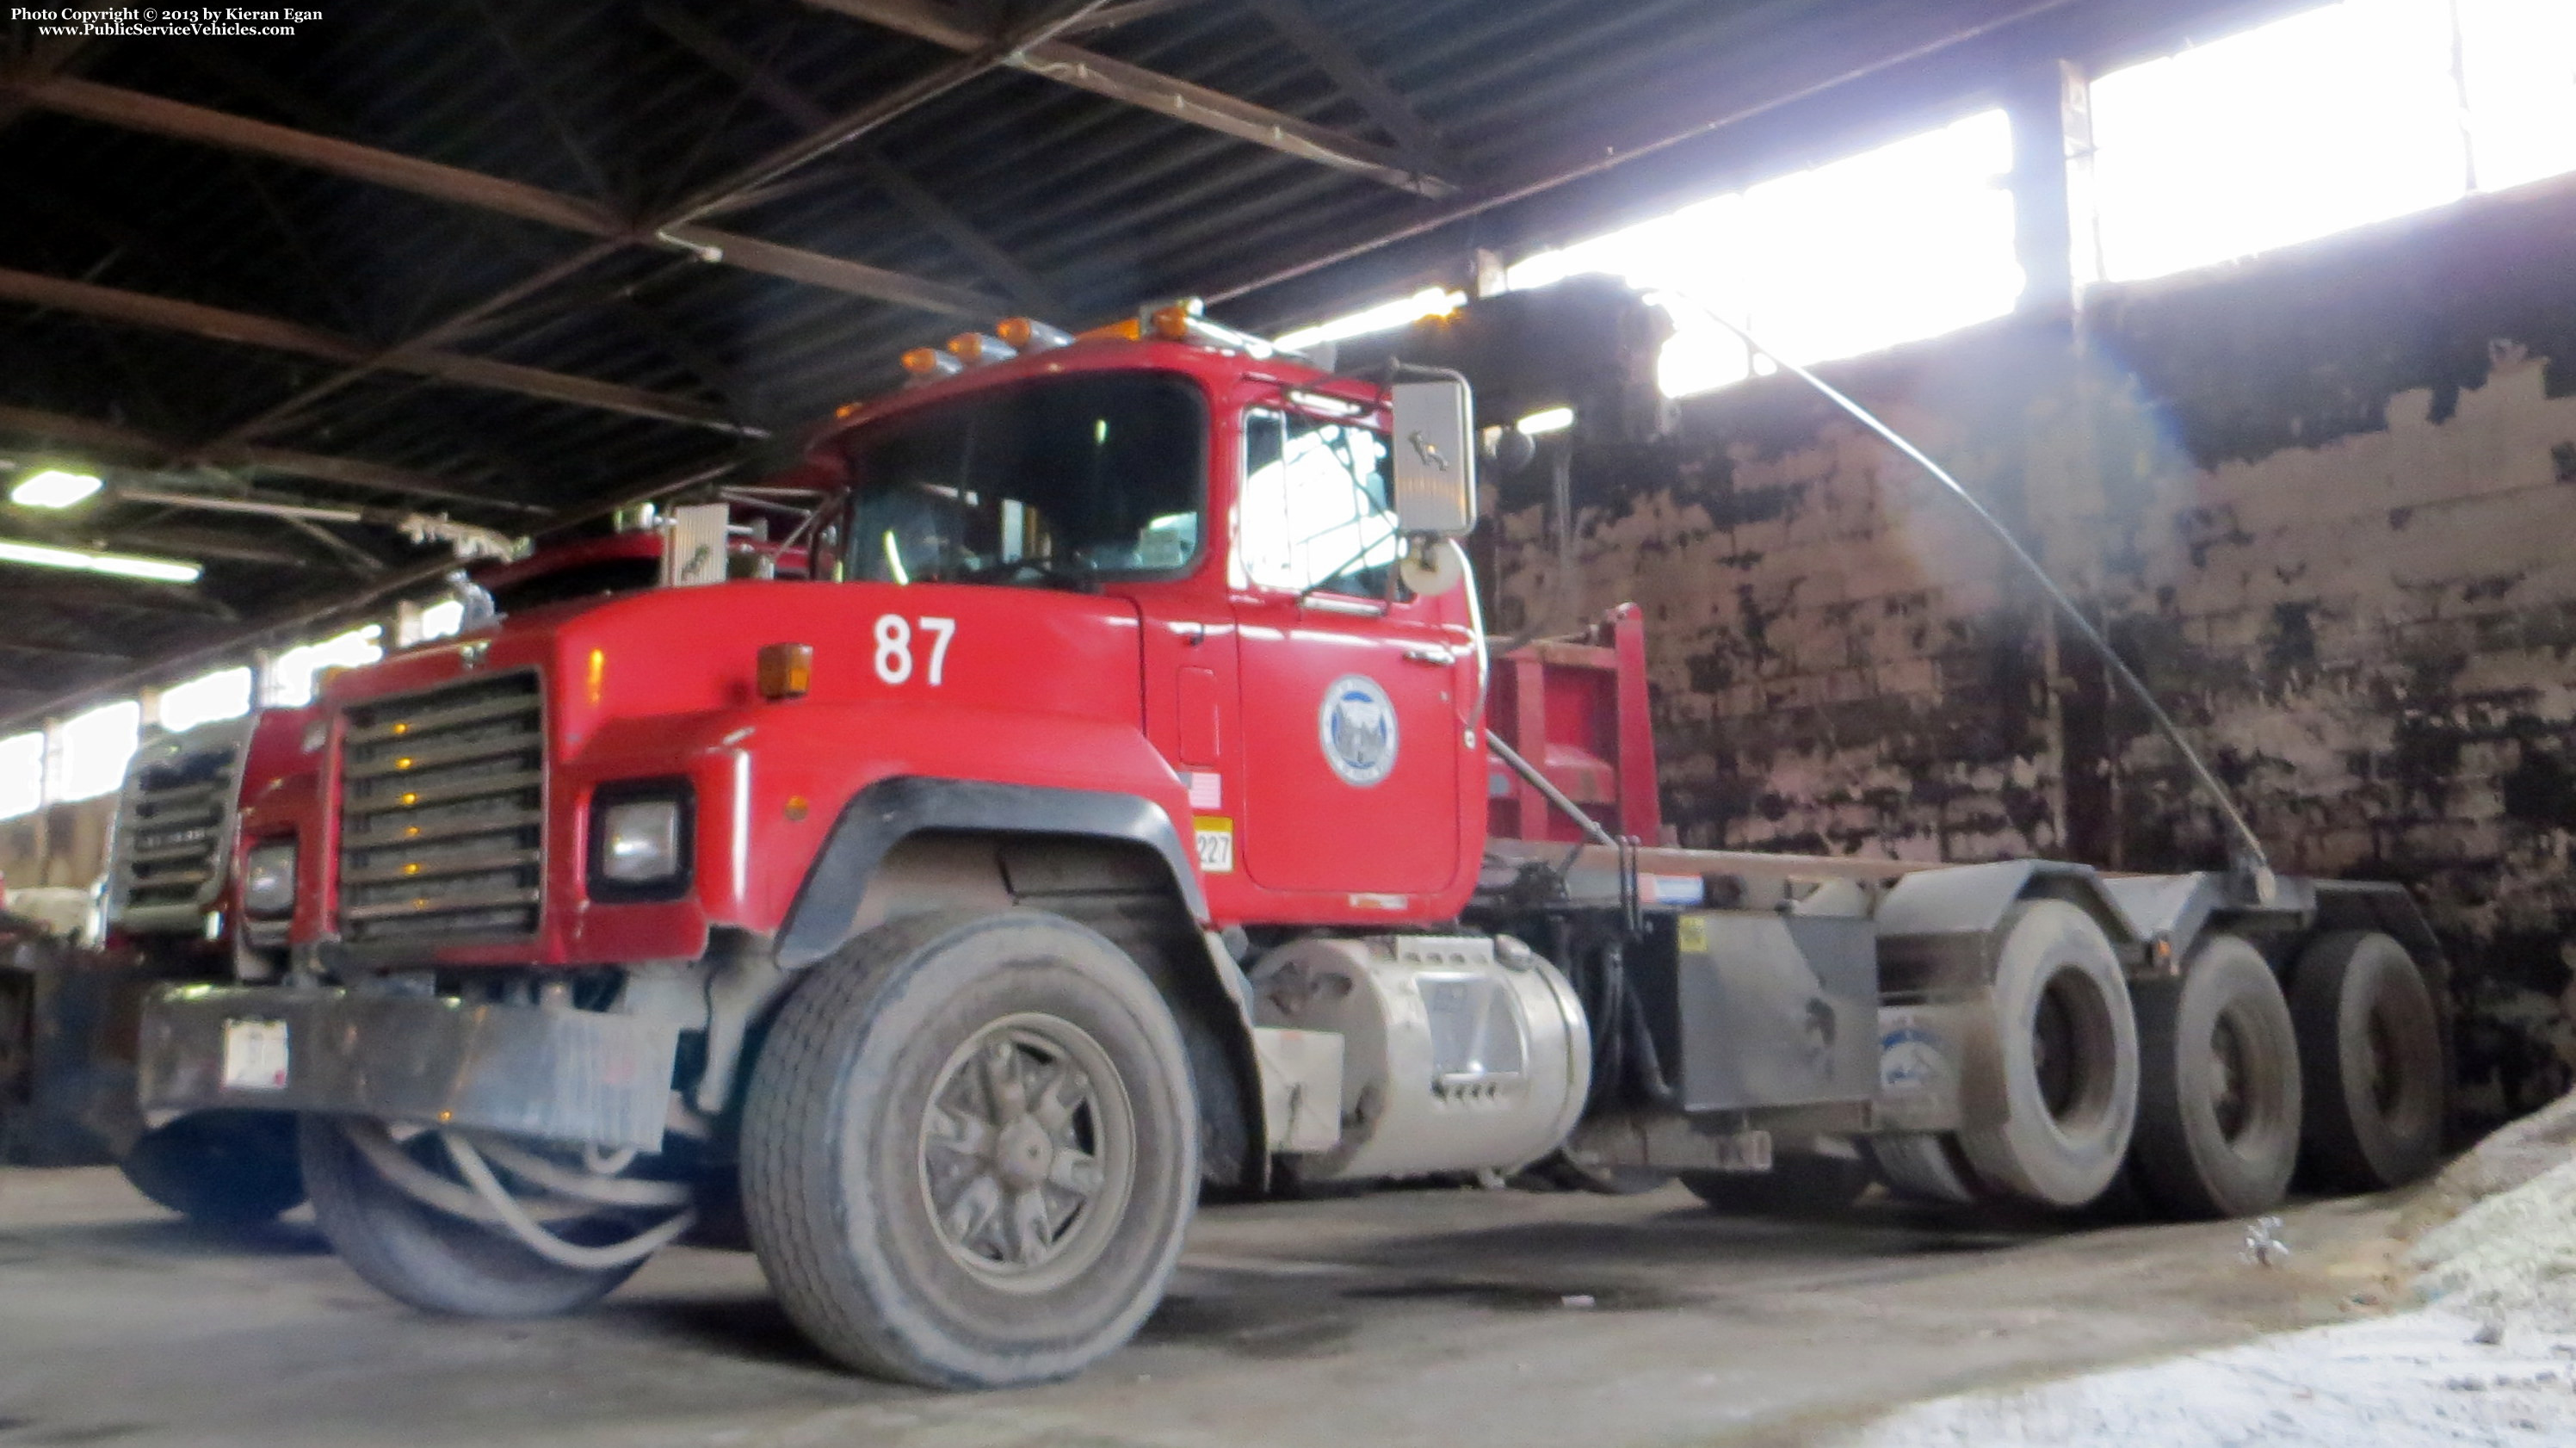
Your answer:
948,559 -> 1098,592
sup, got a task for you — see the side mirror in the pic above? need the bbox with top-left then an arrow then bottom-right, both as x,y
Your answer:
1391,377 -> 1476,536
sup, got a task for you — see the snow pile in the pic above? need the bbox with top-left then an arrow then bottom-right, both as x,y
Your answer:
1846,1094 -> 2576,1445
2409,1154 -> 2576,1332
2400,1087 -> 2576,1238
1839,1311 -> 2576,1445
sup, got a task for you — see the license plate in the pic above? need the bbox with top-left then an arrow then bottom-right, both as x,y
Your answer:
1708,1128 -> 1773,1173
221,1018 -> 290,1092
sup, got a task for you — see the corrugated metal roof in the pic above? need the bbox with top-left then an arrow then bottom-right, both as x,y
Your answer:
0,0 -> 2287,722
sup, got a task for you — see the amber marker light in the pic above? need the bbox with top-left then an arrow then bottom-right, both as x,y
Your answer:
901,347 -> 962,380
945,332 -> 1017,366
1148,303 -> 1196,341
996,317 -> 1072,352
757,642 -> 814,701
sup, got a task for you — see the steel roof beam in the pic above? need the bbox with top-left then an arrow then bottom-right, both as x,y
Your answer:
0,452 -> 743,735
646,4 -> 1065,315
167,1 -> 1102,462
1208,0 -> 2085,309
0,265 -> 743,432
800,0 -> 1455,197
0,74 -> 1004,319
1244,0 -> 1449,177
0,402 -> 548,516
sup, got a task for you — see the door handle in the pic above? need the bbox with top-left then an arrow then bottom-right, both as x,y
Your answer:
1402,645 -> 1458,665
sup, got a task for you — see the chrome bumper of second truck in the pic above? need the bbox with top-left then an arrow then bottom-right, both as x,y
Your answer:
137,987 -> 682,1154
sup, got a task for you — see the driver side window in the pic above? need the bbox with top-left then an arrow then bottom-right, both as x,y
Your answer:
1238,408 -> 1400,598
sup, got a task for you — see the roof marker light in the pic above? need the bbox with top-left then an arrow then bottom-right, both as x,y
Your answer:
901,347 -> 964,381
945,333 -> 1017,366
996,317 -> 1072,352
1147,300 -> 1201,342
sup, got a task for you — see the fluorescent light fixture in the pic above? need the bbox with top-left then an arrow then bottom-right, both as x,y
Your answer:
0,538 -> 201,584
1517,407 -> 1575,435
10,469 -> 102,509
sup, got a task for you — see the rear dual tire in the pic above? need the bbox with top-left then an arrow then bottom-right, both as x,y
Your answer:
1869,922 -> 2437,1218
2130,934 -> 2302,1219
2291,931 -> 2443,1192
1958,900 -> 2140,1210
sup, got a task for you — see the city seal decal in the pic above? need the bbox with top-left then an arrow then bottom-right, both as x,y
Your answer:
1318,674 -> 1399,787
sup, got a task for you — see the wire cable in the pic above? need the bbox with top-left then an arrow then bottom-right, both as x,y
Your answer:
1662,293 -> 2276,896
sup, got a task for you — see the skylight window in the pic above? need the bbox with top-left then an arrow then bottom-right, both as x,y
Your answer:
2457,0 -> 2576,192
1275,287 -> 1466,352
1280,110 -> 2019,399
0,733 -> 40,820
51,700 -> 139,803
267,625 -> 384,708
2091,0 -> 2576,282
157,666 -> 252,734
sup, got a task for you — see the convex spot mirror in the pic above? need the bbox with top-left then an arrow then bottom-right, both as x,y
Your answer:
1392,377 -> 1475,536
1482,424 -> 1538,477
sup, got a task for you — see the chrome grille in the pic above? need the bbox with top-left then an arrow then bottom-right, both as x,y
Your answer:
337,671 -> 545,946
111,727 -> 246,930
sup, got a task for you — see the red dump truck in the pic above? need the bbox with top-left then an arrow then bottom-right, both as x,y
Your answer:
133,297 -> 2449,1389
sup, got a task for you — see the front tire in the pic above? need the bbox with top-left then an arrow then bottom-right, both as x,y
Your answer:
2130,934 -> 2302,1218
741,910 -> 1198,1389
300,1116 -> 646,1317
119,1110 -> 306,1227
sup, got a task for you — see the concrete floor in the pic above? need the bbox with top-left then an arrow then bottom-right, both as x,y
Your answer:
0,1167 -> 2406,1448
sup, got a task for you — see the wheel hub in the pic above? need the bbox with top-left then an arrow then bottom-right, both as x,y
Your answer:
917,1014 -> 1132,1290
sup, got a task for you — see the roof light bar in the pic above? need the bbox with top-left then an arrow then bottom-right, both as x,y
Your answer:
9,469 -> 103,509
0,537 -> 201,584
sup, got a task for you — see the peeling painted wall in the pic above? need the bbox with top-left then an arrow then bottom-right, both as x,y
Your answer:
1493,176 -> 2576,1121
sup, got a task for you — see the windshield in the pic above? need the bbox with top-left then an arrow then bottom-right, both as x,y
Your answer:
838,372 -> 1206,586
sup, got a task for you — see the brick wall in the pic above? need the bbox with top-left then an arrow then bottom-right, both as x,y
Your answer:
1492,174 -> 2576,1119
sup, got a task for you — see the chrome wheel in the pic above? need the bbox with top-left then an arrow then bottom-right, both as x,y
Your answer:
917,1012 -> 1134,1292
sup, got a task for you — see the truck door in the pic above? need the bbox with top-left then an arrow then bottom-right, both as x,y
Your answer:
1231,405 -> 1463,897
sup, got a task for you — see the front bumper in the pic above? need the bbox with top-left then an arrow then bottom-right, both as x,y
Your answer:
138,987 -> 681,1153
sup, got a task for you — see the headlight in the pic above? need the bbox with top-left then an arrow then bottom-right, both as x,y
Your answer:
242,841 -> 297,917
590,783 -> 693,900
601,800 -> 683,882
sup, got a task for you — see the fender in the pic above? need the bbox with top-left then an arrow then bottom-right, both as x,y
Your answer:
1877,858 -> 2144,953
770,775 -> 1269,1185
776,775 -> 1210,968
